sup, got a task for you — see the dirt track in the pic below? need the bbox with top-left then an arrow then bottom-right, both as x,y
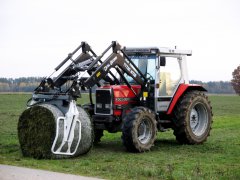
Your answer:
0,164 -> 103,180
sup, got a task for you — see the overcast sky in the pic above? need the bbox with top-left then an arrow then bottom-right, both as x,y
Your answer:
0,0 -> 239,81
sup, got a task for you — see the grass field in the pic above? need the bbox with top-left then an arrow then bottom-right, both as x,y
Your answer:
0,94 -> 240,179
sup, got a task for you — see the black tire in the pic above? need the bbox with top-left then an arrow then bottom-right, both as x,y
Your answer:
173,90 -> 213,144
93,129 -> 104,144
122,107 -> 157,152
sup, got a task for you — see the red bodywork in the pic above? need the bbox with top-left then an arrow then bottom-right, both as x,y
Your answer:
100,83 -> 206,116
100,85 -> 141,116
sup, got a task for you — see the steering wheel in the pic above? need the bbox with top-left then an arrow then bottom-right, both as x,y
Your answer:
146,73 -> 154,81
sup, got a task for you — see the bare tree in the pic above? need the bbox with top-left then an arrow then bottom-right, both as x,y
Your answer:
231,65 -> 240,95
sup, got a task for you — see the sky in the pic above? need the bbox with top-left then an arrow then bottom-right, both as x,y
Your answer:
0,0 -> 239,82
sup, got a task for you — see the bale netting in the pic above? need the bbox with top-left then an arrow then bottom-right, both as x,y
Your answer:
18,104 -> 93,159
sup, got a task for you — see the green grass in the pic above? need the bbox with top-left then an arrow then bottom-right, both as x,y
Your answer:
0,94 -> 240,179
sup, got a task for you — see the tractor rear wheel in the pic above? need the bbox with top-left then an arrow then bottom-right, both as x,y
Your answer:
122,107 -> 157,152
173,91 -> 213,144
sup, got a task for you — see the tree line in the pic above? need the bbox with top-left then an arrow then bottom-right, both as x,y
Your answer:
190,80 -> 235,94
0,77 -> 236,94
0,77 -> 42,92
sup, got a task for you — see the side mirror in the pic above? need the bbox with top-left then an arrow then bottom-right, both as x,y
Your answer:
160,57 -> 166,66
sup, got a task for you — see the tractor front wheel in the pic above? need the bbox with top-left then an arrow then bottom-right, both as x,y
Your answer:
93,129 -> 104,144
122,107 -> 157,152
173,91 -> 213,144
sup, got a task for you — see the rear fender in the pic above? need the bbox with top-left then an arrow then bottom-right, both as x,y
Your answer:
166,84 -> 207,115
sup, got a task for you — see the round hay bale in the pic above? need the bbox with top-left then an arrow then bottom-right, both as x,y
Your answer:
75,106 -> 93,155
18,104 -> 93,159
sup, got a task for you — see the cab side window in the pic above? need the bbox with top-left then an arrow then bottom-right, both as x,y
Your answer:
159,57 -> 181,96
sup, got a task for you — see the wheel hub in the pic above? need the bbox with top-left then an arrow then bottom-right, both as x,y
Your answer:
190,108 -> 199,130
190,103 -> 208,136
137,119 -> 152,144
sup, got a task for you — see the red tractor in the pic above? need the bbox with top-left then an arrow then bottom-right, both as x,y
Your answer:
19,41 -> 213,158
83,42 -> 213,152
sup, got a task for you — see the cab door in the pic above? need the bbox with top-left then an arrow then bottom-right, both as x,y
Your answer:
155,56 -> 183,112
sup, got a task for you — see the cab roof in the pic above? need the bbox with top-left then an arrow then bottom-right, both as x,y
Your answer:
124,47 -> 192,56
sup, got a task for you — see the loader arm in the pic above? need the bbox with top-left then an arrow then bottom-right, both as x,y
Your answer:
34,42 -> 97,93
84,53 -> 145,88
53,41 -> 100,88
84,42 -> 148,96
54,52 -> 94,88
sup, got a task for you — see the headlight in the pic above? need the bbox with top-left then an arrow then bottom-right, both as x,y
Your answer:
105,104 -> 111,109
96,103 -> 102,108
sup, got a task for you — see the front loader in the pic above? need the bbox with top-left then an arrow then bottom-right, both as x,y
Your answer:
18,41 -> 213,158
18,42 -> 98,158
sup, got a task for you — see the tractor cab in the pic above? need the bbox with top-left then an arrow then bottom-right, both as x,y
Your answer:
124,47 -> 192,113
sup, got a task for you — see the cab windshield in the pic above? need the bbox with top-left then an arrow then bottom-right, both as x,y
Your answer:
124,55 -> 156,83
